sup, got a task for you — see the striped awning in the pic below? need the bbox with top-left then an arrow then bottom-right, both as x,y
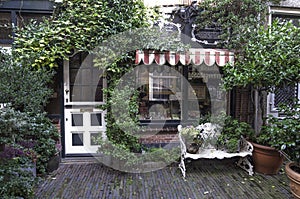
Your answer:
135,48 -> 234,66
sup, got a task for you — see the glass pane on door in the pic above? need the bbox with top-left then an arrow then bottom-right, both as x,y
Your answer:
69,53 -> 104,102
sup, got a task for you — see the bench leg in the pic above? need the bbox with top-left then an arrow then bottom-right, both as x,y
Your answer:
237,156 -> 254,176
178,155 -> 186,178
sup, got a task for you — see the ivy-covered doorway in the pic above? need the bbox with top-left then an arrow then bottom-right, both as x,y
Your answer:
63,52 -> 106,155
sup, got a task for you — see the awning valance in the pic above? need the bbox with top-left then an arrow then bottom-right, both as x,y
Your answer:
135,48 -> 234,67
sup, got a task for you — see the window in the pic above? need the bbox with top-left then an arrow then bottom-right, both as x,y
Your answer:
0,11 -> 52,44
137,65 -> 182,120
267,7 -> 300,117
0,12 -> 12,42
149,73 -> 180,101
17,13 -> 51,28
136,64 -> 214,123
69,53 -> 104,103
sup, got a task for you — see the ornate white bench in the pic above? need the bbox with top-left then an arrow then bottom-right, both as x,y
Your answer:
178,123 -> 254,178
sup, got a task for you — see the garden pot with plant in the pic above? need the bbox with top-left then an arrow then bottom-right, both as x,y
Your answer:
286,162 -> 300,199
47,143 -> 61,173
269,103 -> 300,198
180,125 -> 203,154
250,142 -> 284,175
250,101 -> 300,177
221,20 -> 300,175
215,114 -> 255,153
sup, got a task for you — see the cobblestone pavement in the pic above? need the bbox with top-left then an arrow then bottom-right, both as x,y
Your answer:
35,158 -> 292,199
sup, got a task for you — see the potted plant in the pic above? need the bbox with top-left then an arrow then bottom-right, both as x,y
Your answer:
249,101 -> 300,175
46,143 -> 62,173
286,161 -> 300,199
180,114 -> 255,154
180,126 -> 203,154
220,20 -> 300,174
254,101 -> 300,196
266,102 -> 300,198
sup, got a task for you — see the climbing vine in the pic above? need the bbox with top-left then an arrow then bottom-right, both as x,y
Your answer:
195,0 -> 281,51
13,0 -> 150,68
12,0 -> 186,155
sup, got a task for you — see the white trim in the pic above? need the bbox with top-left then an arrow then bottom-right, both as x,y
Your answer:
63,60 -> 70,104
270,6 -> 300,16
0,46 -> 12,54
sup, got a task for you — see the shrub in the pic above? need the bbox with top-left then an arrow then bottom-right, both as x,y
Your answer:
0,50 -> 55,113
0,158 -> 37,199
0,107 -> 60,174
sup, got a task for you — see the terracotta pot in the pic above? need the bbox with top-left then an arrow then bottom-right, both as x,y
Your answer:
285,162 -> 300,199
251,142 -> 284,175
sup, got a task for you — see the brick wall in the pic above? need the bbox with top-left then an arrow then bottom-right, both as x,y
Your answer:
138,128 -> 179,145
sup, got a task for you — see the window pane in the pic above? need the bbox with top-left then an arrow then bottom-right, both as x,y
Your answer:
69,52 -> 104,102
90,132 -> 101,145
72,132 -> 83,146
137,65 -> 182,120
0,13 -> 12,40
188,65 -> 210,117
72,114 -> 83,126
81,69 -> 92,85
17,13 -> 51,27
275,84 -> 297,107
70,69 -> 80,85
91,113 -> 102,126
70,85 -> 82,102
94,85 -> 103,102
273,15 -> 300,27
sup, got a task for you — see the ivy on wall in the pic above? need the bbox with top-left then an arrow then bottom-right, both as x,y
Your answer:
13,0 -> 150,68
11,0 -> 186,155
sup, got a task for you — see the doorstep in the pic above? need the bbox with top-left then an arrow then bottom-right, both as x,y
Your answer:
61,157 -> 99,164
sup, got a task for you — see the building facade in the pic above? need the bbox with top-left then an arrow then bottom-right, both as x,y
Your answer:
0,0 -> 299,157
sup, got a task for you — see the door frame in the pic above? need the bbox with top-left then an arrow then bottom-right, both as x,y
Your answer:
62,57 -> 106,157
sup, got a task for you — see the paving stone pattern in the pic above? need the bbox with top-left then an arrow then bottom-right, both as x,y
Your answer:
35,159 -> 293,199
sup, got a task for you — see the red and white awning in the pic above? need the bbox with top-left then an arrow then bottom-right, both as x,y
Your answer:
135,48 -> 234,66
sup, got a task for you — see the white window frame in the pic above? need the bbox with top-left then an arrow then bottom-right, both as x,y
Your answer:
149,73 -> 179,101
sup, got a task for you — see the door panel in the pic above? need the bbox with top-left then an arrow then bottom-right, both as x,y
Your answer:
64,108 -> 106,154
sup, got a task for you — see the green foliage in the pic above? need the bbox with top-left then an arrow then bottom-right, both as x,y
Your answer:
97,139 -> 180,171
180,126 -> 202,145
0,159 -> 37,199
11,0 -> 187,159
0,50 -> 55,113
180,113 -> 254,153
217,115 -> 255,153
13,0 -> 151,68
196,0 -> 280,50
0,107 -> 60,174
256,102 -> 300,163
222,20 -> 300,92
101,83 -> 141,151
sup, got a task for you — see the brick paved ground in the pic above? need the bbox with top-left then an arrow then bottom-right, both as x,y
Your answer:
35,158 -> 292,199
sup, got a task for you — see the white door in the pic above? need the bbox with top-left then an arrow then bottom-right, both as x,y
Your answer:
63,53 -> 106,155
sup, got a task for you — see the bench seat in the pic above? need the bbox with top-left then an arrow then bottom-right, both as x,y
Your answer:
178,124 -> 254,178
